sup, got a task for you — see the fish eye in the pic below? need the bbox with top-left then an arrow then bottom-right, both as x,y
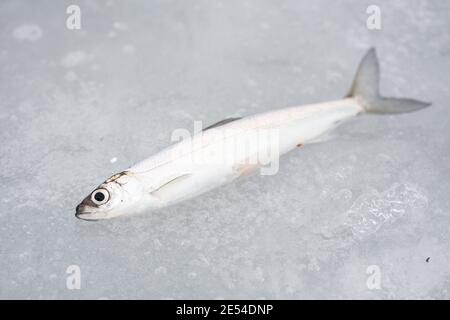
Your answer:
91,189 -> 110,205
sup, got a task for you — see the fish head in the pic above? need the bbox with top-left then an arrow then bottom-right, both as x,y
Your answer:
75,171 -> 157,220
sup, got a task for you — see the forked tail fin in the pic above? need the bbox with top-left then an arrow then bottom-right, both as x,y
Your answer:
347,48 -> 431,114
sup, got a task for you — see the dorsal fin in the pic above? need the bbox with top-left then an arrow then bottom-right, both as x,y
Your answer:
203,117 -> 242,131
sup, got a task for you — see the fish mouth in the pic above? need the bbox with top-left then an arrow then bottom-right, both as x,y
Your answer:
75,212 -> 99,221
75,204 -> 101,221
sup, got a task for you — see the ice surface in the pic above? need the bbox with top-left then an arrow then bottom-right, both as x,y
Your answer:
0,0 -> 449,299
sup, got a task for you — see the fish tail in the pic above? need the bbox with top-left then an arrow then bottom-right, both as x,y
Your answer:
347,48 -> 431,114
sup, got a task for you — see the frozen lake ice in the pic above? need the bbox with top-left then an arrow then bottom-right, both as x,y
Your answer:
0,0 -> 449,299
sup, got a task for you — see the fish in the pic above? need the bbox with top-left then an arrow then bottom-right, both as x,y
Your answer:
75,48 -> 430,221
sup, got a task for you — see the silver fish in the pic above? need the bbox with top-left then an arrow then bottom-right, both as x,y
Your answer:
75,48 -> 430,220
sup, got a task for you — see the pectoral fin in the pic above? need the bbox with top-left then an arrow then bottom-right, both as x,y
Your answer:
149,173 -> 192,198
